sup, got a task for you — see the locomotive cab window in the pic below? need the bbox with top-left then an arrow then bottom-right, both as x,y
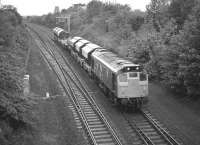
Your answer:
119,73 -> 127,82
140,72 -> 147,81
129,72 -> 138,78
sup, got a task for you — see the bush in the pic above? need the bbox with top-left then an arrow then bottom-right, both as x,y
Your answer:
0,6 -> 34,133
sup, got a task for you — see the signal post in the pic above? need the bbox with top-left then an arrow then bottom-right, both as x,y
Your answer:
56,15 -> 71,32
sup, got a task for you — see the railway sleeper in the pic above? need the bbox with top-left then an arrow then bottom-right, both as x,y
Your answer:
87,118 -> 100,122
93,131 -> 109,135
89,124 -> 105,128
141,128 -> 155,132
95,134 -> 112,139
88,121 -> 102,125
91,127 -> 107,132
96,138 -> 113,144
86,116 -> 99,119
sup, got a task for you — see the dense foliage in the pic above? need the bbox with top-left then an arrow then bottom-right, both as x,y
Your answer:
0,6 -> 33,144
30,0 -> 200,99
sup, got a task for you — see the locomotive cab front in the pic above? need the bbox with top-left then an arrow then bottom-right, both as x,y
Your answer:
117,65 -> 148,105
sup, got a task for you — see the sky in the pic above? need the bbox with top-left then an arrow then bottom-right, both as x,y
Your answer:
2,0 -> 151,16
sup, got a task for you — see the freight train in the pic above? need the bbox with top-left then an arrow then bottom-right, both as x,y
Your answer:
53,27 -> 148,108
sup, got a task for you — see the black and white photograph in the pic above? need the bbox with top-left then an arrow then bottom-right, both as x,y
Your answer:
0,0 -> 199,145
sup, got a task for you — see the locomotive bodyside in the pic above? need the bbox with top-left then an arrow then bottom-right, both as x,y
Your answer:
91,49 -> 117,94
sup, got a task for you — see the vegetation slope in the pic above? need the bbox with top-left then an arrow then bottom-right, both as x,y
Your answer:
0,5 -> 34,145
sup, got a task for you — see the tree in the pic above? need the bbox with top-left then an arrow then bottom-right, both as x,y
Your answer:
168,0 -> 195,30
146,0 -> 171,32
128,10 -> 145,31
86,0 -> 103,22
177,3 -> 200,97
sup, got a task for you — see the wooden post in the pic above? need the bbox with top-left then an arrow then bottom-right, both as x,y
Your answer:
67,15 -> 71,33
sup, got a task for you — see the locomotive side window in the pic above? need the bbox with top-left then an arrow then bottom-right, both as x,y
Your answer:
119,73 -> 127,82
140,72 -> 147,81
129,72 -> 138,78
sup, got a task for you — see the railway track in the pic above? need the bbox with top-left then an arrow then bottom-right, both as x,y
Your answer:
28,24 -> 182,145
38,28 -> 181,145
28,25 -> 123,145
123,109 -> 182,145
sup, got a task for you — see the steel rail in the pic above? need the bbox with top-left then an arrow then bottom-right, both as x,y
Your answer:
34,25 -> 123,145
123,113 -> 152,145
28,27 -> 98,145
48,39 -> 123,145
141,109 -> 181,145
126,109 -> 182,145
45,33 -> 123,145
28,25 -> 123,145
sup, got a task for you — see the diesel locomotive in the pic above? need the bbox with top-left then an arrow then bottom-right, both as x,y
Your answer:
53,27 -> 148,108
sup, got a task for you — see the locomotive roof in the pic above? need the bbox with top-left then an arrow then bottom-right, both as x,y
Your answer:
92,48 -> 139,73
